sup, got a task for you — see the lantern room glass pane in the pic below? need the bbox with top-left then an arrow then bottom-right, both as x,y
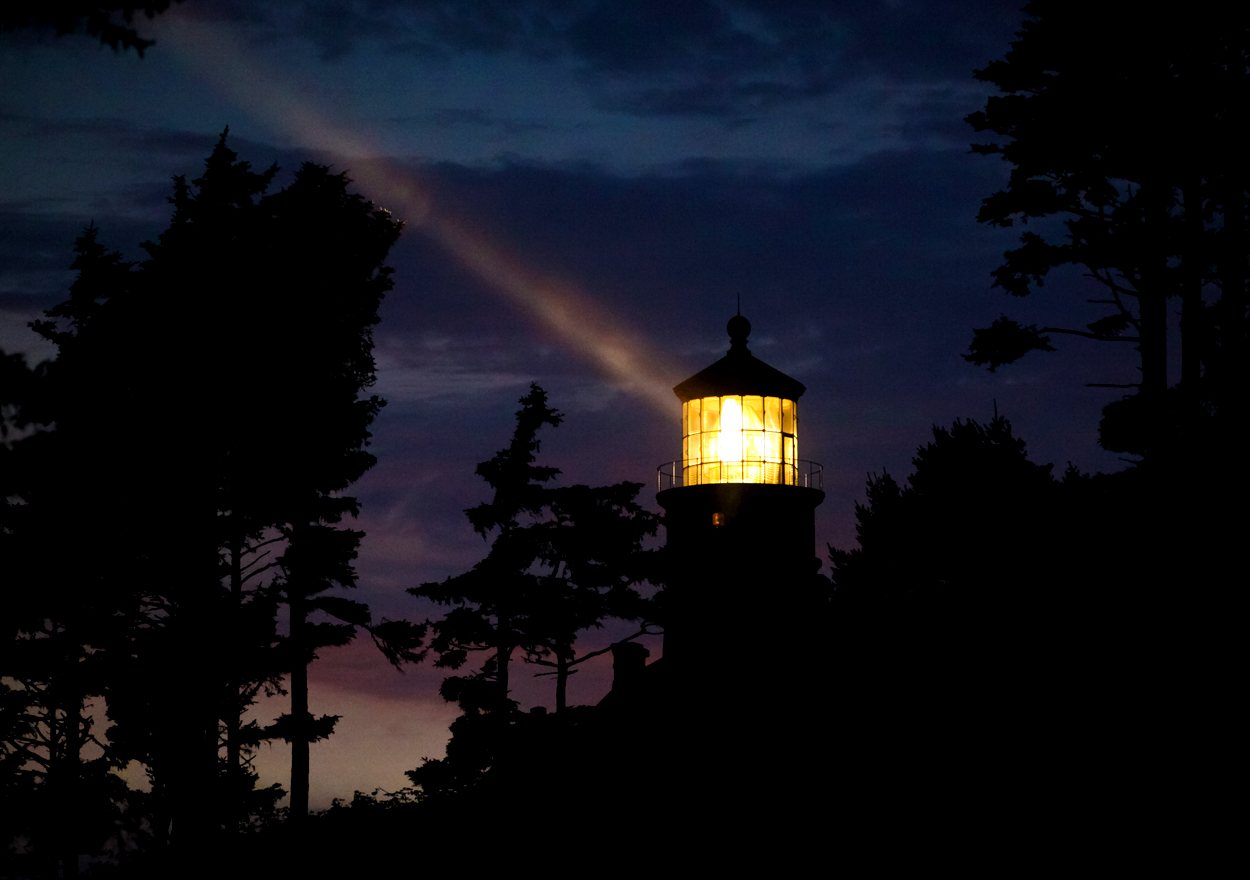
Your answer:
765,432 -> 781,462
782,399 -> 795,435
765,397 -> 781,432
701,396 -> 720,433
702,431 -> 718,463
720,396 -> 742,461
742,396 -> 764,430
743,430 -> 764,461
683,399 -> 699,483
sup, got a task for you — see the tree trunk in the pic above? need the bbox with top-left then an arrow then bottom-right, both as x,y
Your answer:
495,587 -> 512,715
555,649 -> 569,713
1139,281 -> 1168,457
46,700 -> 62,880
166,481 -> 223,867
289,588 -> 309,825
62,692 -> 83,880
170,609 -> 213,863
44,675 -> 72,880
1180,179 -> 1205,399
1136,181 -> 1172,464
495,640 -> 511,712
1220,172 -> 1246,447
225,533 -> 243,837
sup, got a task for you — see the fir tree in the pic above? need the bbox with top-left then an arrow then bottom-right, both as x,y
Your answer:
408,384 -> 658,796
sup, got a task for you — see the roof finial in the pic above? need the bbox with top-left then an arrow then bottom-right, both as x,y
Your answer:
726,308 -> 751,354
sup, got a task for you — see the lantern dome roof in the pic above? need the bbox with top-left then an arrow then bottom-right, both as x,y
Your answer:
672,315 -> 806,401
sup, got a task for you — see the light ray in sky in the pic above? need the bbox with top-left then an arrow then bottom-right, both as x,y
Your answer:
163,20 -> 682,417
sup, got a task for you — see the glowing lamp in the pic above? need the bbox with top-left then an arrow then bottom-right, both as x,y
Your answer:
681,390 -> 799,486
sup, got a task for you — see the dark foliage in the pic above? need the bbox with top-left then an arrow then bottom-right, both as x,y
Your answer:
829,414 -> 1062,601
408,384 -> 658,798
966,2 -> 1249,461
2,132 -> 423,874
823,411 -> 1231,858
1,2 -> 180,54
963,315 -> 1055,371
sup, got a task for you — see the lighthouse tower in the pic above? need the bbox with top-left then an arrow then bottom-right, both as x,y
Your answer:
656,314 -> 825,669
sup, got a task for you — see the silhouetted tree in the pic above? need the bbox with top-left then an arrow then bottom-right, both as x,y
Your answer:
1,2 -> 181,54
7,133 -> 422,867
519,482 -> 659,712
403,677 -> 504,801
414,385 -> 565,720
2,227 -> 148,878
111,132 -> 292,854
409,385 -> 658,795
827,412 -> 1219,845
2,624 -> 129,879
134,134 -> 426,829
829,414 -> 1062,602
224,155 -> 425,825
272,522 -> 427,825
965,3 -> 1247,461
0,346 -> 49,649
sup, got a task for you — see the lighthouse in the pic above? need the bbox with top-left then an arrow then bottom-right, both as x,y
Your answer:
657,314 -> 825,668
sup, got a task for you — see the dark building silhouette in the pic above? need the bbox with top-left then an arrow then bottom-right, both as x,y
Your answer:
656,313 -> 825,669
562,315 -> 834,856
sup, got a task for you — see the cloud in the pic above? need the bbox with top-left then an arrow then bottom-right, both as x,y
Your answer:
373,333 -> 535,402
629,81 -> 821,117
379,106 -> 572,137
164,1 -> 1024,119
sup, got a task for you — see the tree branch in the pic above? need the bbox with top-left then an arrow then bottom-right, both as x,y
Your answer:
240,560 -> 281,586
1040,327 -> 1141,342
1086,268 -> 1144,332
566,626 -> 660,668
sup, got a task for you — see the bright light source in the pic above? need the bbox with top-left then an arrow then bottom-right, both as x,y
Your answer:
682,394 -> 797,485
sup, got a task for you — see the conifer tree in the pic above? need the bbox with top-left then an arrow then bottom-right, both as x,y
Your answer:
414,384 -> 566,718
4,227 -> 143,877
8,132 -> 424,862
965,3 -> 1247,461
1,2 -> 180,54
244,157 -> 425,824
409,385 -> 658,796
828,414 -> 1060,600
519,482 -> 659,712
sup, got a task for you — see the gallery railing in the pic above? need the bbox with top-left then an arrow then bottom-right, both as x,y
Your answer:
657,459 -> 823,491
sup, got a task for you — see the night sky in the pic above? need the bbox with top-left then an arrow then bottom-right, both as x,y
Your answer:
1,1 -> 1142,807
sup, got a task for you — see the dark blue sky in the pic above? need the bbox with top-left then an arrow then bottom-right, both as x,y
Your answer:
2,0 -> 1142,806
